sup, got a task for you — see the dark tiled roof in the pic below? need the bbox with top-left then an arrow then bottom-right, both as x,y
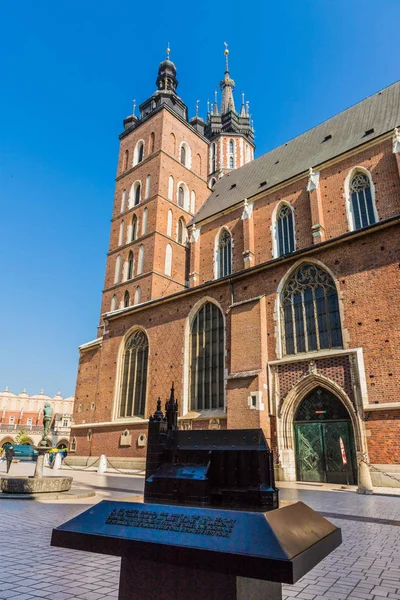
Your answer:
192,81 -> 400,224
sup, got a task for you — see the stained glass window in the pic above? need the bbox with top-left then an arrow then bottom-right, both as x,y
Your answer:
350,172 -> 377,230
218,230 -> 232,278
119,330 -> 149,418
190,302 -> 224,411
277,205 -> 295,256
281,263 -> 343,355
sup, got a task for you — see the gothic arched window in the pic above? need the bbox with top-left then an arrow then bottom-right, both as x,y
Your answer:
229,156 -> 234,169
149,132 -> 155,154
119,330 -> 148,418
190,302 -> 224,411
349,171 -> 377,230
134,183 -> 141,206
124,291 -> 130,308
211,143 -> 216,173
180,144 -> 186,166
177,218 -> 186,244
127,251 -> 134,280
178,185 -> 185,208
217,229 -> 232,278
132,215 -> 138,241
134,140 -> 144,165
281,263 -> 343,356
229,140 -> 234,154
277,204 -> 295,256
111,295 -> 117,311
124,150 -> 129,171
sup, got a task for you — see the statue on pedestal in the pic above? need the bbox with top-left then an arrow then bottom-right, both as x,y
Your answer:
39,402 -> 53,447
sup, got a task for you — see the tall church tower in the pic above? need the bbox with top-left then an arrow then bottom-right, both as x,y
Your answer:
205,45 -> 255,187
99,49 -> 210,325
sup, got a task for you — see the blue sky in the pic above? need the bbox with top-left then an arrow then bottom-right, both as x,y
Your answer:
0,0 -> 398,397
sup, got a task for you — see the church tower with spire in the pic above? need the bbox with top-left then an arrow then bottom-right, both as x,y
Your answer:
99,47 -> 210,325
205,44 -> 255,187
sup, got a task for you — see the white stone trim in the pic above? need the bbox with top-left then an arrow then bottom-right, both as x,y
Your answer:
393,127 -> 400,154
71,418 -> 148,429
78,338 -> 103,353
364,402 -> 400,411
248,391 -> 265,411
307,167 -> 320,191
241,198 -> 253,220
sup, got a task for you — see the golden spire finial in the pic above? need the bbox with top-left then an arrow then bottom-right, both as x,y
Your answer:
195,100 -> 200,117
223,41 -> 229,71
132,99 -> 136,116
166,42 -> 170,60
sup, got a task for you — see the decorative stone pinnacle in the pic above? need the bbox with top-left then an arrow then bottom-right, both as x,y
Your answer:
189,224 -> 201,243
241,198 -> 253,220
393,127 -> 400,154
307,167 -> 320,192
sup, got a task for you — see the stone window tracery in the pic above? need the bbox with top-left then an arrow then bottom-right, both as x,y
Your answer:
217,229 -> 232,278
349,171 -> 377,230
190,302 -> 224,411
119,330 -> 148,419
277,204 -> 295,256
281,263 -> 343,355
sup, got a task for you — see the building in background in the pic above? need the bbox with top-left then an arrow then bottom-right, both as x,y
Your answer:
0,387 -> 74,448
70,46 -> 400,487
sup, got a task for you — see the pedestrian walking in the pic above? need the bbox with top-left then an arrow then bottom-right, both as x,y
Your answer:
5,445 -> 14,473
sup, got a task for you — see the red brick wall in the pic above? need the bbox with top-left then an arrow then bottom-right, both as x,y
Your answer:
365,410 -> 400,464
196,138 -> 400,284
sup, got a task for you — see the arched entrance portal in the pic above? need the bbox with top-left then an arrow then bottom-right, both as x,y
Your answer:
294,386 -> 357,484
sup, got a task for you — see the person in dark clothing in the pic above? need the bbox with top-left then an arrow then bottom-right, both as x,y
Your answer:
5,445 -> 14,473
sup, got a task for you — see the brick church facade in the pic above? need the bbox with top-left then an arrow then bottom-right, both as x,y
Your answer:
71,47 -> 400,486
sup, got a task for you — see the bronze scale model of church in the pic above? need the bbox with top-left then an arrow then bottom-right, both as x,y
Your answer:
144,386 -> 279,511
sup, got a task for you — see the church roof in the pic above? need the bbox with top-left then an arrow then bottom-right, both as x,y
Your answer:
192,80 -> 400,225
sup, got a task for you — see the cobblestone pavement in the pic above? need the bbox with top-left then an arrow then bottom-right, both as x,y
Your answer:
0,464 -> 400,599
